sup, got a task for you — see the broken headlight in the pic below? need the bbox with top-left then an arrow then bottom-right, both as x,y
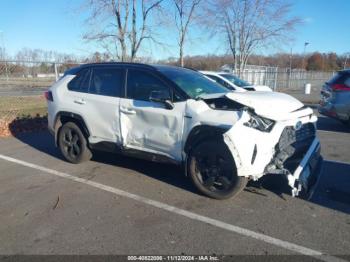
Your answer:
244,112 -> 275,132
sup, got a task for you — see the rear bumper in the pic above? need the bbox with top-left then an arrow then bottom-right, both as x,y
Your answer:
318,104 -> 337,118
318,101 -> 349,121
287,138 -> 323,198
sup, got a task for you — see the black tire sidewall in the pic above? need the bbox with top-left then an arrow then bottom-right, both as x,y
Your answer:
188,139 -> 247,200
58,122 -> 91,164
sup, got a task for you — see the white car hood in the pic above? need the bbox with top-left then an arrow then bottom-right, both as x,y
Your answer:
200,91 -> 306,120
248,85 -> 272,92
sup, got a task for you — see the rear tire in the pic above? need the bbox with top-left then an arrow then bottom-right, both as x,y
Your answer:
58,122 -> 92,164
187,139 -> 247,200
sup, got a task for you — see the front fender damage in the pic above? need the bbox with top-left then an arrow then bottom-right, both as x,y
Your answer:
221,110 -> 322,197
222,110 -> 277,181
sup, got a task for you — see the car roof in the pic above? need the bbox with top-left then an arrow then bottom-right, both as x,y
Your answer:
80,62 -> 157,70
338,69 -> 350,74
200,71 -> 230,75
65,62 -> 194,75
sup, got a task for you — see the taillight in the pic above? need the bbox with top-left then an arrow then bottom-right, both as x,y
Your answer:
44,91 -> 53,101
331,84 -> 350,91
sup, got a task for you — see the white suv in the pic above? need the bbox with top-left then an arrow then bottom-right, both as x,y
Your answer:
46,63 -> 322,199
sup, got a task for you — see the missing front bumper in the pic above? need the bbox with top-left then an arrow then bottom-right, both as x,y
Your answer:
287,138 -> 323,198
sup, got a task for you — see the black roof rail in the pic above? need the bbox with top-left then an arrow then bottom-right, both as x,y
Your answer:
183,66 -> 198,72
80,62 -> 157,70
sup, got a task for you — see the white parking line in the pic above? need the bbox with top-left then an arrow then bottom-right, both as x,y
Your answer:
0,154 -> 346,262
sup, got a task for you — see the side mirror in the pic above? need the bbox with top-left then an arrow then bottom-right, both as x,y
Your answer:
149,90 -> 174,110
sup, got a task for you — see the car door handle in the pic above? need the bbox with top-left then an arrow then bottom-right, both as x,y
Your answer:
120,107 -> 136,115
74,99 -> 86,105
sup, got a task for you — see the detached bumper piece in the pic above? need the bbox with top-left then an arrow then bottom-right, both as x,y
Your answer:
287,139 -> 322,197
267,123 -> 323,197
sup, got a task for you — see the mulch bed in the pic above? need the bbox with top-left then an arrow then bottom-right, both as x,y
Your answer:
0,115 -> 47,137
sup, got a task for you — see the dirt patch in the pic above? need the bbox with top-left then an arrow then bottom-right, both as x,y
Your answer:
0,115 -> 47,137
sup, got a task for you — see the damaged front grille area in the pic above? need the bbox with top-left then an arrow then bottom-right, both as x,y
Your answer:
277,123 -> 315,151
267,123 -> 316,174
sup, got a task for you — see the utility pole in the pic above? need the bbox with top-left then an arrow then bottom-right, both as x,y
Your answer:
301,42 -> 309,70
0,30 -> 9,81
344,53 -> 350,69
301,42 -> 310,87
0,30 -> 4,60
288,48 -> 293,88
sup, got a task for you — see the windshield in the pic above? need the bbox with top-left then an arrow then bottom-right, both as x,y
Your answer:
219,73 -> 251,87
158,67 -> 227,99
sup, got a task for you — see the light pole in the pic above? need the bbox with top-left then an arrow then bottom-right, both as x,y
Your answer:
302,42 -> 309,70
344,53 -> 350,69
0,31 -> 9,80
0,30 -> 4,60
288,48 -> 293,88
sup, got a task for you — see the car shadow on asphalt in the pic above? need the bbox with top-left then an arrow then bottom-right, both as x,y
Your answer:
13,130 -> 350,215
91,149 -> 197,194
13,130 -> 197,195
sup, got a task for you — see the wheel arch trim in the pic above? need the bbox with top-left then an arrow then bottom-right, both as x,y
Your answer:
183,125 -> 232,176
53,111 -> 90,146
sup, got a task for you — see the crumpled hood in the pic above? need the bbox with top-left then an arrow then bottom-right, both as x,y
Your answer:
247,85 -> 272,92
225,91 -> 304,119
199,91 -> 306,120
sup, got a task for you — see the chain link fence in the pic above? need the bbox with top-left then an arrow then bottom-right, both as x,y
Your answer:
0,60 -> 337,136
222,64 -> 335,103
222,64 -> 335,91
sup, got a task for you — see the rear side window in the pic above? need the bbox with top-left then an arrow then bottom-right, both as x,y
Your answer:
67,69 -> 90,93
345,76 -> 350,87
126,69 -> 170,101
328,72 -> 350,85
89,67 -> 124,97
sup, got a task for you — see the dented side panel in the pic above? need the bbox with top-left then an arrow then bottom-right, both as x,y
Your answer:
181,99 -> 241,159
119,98 -> 186,161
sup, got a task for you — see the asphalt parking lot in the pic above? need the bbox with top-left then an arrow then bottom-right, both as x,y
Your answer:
0,112 -> 349,259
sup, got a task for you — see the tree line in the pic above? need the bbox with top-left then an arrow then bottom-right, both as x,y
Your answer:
1,47 -> 349,73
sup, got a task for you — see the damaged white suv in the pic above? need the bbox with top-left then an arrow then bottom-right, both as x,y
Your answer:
46,63 -> 323,199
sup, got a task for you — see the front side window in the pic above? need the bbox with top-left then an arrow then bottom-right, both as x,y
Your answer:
127,69 -> 170,101
206,74 -> 220,82
67,68 -> 90,93
159,68 -> 227,99
89,67 -> 124,97
206,75 -> 234,90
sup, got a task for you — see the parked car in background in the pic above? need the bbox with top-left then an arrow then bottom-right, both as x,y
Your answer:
200,71 -> 272,92
319,69 -> 350,126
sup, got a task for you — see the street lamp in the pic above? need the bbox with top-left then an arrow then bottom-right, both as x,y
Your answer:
302,42 -> 310,70
344,53 -> 350,70
0,31 -> 9,81
0,31 -> 4,59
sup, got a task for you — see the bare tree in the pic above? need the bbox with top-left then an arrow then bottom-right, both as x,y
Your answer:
207,0 -> 300,73
172,0 -> 202,67
83,0 -> 163,62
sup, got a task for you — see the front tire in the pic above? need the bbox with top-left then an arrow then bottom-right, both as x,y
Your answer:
188,139 -> 247,200
58,122 -> 92,164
